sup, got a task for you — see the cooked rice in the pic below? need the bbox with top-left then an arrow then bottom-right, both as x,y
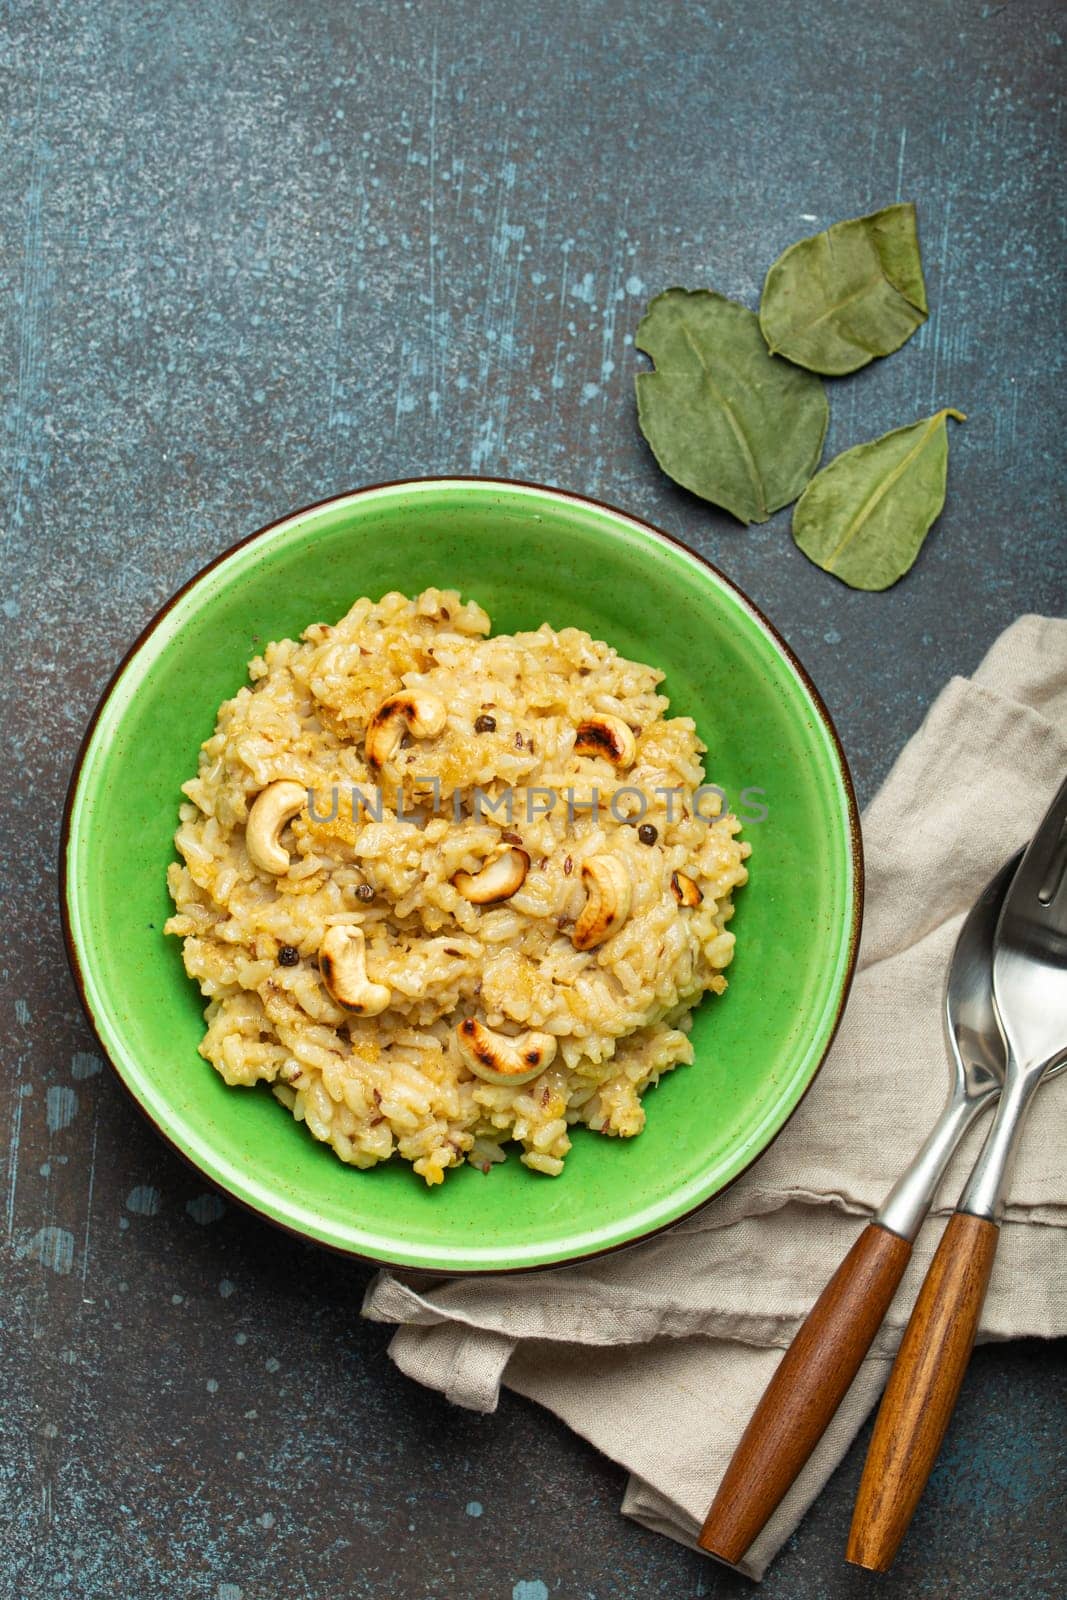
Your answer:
165,588 -> 749,1184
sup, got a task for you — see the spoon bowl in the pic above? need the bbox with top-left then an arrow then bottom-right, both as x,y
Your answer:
875,851 -> 1017,1241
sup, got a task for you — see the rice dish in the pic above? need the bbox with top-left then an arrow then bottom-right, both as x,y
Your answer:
165,588 -> 749,1184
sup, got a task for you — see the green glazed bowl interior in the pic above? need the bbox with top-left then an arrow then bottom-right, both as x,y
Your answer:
63,480 -> 861,1272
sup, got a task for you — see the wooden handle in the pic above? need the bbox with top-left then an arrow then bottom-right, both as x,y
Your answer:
846,1211 -> 1000,1572
699,1221 -> 911,1564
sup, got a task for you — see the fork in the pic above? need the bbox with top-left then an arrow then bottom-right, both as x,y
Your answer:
847,773 -> 1067,1571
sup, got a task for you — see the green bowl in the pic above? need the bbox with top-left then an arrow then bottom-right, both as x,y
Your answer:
62,480 -> 861,1273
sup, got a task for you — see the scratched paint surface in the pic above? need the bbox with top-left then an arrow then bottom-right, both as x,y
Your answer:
1,2 -> 1064,1597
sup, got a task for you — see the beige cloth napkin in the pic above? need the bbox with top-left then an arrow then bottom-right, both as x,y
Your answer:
363,615 -> 1067,1579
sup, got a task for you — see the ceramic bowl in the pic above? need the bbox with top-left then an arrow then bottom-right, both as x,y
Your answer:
62,480 -> 861,1272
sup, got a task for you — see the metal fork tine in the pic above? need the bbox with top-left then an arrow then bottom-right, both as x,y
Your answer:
1004,773 -> 1067,935
1037,816 -> 1067,908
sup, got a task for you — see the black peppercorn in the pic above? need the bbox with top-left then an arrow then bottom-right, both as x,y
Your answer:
355,883 -> 374,902
637,823 -> 658,846
474,714 -> 496,733
278,945 -> 300,966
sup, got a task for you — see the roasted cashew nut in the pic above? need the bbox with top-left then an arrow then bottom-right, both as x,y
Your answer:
571,854 -> 633,950
456,1018 -> 557,1086
452,845 -> 530,905
573,714 -> 637,769
246,781 -> 308,874
318,926 -> 391,1015
365,691 -> 446,770
670,871 -> 704,908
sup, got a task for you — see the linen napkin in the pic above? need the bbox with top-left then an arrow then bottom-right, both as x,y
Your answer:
363,614 -> 1067,1579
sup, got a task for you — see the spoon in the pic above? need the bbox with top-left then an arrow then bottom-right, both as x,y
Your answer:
699,852 -> 1019,1566
848,775 -> 1067,1571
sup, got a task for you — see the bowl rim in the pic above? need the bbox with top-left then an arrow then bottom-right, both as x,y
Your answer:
60,476 -> 864,1274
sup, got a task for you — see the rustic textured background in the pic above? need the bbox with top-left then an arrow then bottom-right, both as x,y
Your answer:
2,2 -> 1064,1597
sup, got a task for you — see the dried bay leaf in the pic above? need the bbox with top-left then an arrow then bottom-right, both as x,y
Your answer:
634,288 -> 828,525
760,203 -> 928,376
792,408 -> 965,591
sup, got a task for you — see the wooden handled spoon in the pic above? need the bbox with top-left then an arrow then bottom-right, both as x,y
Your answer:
699,853 -> 1019,1566
848,777 -> 1067,1571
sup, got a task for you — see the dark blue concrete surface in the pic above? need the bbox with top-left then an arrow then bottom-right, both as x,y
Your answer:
1,2 -> 1064,1597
